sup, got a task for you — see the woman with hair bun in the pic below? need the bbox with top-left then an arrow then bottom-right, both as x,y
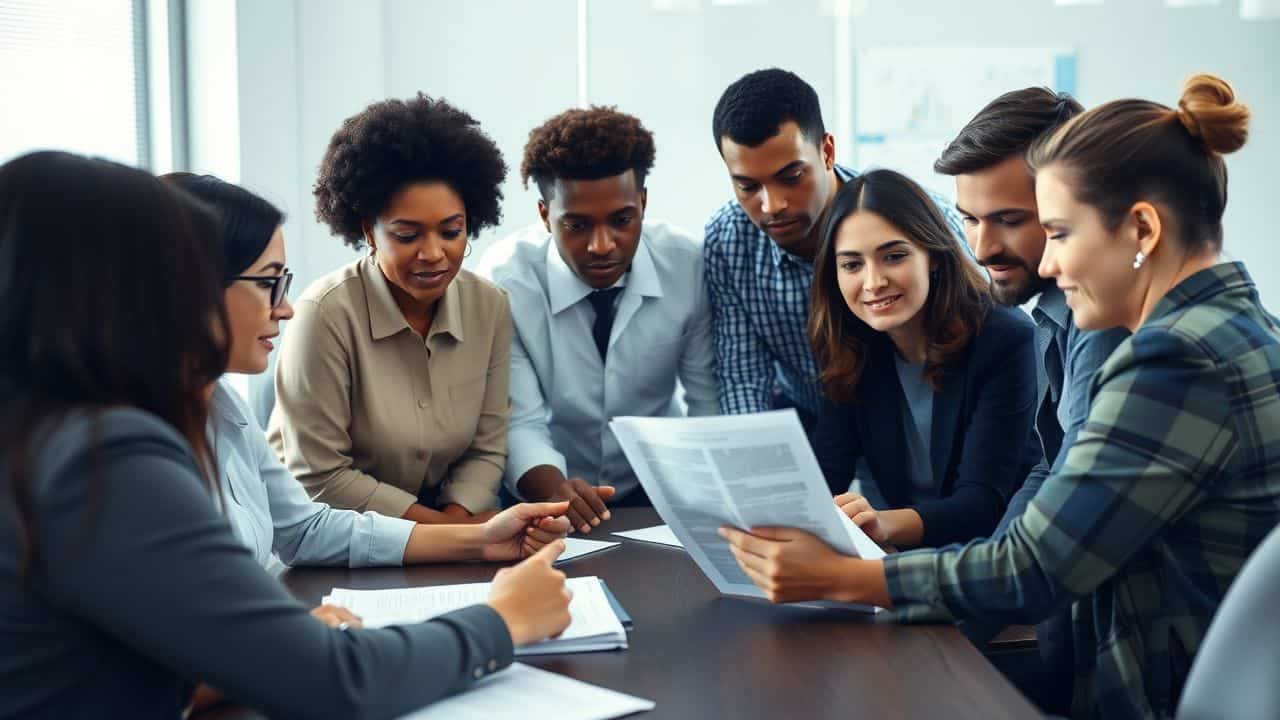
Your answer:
718,73 -> 1280,719
269,94 -> 514,525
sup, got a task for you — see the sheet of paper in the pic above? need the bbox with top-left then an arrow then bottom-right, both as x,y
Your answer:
612,524 -> 684,548
325,576 -> 626,652
609,410 -> 885,606
396,663 -> 655,720
557,537 -> 621,564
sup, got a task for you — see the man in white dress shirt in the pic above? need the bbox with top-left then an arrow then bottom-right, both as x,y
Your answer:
477,106 -> 718,534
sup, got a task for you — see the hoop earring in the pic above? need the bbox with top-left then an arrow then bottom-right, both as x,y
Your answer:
1133,251 -> 1147,270
463,242 -> 472,259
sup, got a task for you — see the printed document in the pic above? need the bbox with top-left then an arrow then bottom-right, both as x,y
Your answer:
609,410 -> 885,605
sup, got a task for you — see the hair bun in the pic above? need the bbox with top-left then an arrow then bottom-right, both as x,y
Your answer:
1176,73 -> 1250,154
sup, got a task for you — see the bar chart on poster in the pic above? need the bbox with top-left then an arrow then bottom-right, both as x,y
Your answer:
853,47 -> 1077,200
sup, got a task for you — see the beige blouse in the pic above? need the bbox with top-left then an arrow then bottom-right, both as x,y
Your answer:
267,255 -> 511,517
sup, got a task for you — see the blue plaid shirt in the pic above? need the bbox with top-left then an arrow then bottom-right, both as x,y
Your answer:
704,164 -> 965,416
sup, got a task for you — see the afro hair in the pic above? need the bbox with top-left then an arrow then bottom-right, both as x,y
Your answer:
314,93 -> 507,249
520,106 -> 655,199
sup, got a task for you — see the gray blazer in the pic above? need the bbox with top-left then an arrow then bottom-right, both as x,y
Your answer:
0,405 -> 512,719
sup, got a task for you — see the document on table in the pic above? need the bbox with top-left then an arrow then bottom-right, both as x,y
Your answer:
325,576 -> 627,655
397,663 -> 654,720
557,537 -> 621,564
609,410 -> 885,607
612,524 -> 684,549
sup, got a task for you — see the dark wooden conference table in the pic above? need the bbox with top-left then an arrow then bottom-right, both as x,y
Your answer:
204,508 -> 1040,719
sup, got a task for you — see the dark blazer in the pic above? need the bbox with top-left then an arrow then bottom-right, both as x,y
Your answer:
812,303 -> 1038,547
0,404 -> 513,719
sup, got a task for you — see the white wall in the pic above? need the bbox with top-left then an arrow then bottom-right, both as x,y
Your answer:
224,0 -> 1280,307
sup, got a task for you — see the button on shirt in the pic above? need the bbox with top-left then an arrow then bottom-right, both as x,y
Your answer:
209,379 -> 414,571
477,220 -> 718,501
267,256 -> 512,517
704,164 -> 966,417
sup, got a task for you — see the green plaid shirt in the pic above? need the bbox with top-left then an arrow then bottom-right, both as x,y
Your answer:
884,262 -> 1280,719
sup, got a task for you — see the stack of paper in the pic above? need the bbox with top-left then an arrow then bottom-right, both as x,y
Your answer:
325,576 -> 627,655
397,663 -> 654,719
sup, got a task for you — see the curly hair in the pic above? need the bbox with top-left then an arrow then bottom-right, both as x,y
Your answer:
712,68 -> 825,152
520,106 -> 656,199
314,93 -> 507,249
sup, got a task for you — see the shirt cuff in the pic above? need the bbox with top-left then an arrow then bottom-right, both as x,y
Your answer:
437,475 -> 499,515
349,512 -> 416,567
504,435 -> 567,501
883,548 -> 957,624
366,482 -> 418,519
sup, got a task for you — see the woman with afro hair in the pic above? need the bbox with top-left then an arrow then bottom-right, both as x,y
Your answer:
268,94 -> 513,525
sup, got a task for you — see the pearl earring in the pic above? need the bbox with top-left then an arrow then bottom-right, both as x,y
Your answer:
1133,251 -> 1147,270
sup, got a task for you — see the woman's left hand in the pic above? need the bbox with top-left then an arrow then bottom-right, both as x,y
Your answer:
718,525 -> 852,604
480,501 -> 572,561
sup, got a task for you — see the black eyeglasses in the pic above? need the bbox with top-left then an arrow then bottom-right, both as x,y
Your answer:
233,269 -> 293,308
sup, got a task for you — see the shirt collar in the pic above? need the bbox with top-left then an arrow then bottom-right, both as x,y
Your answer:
363,254 -> 465,342
766,163 -> 857,270
209,379 -> 248,429
1032,284 -> 1071,331
546,227 -> 663,315
1145,261 -> 1254,326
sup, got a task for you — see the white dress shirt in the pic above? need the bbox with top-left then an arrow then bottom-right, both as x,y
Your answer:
477,219 -> 719,501
208,379 -> 415,571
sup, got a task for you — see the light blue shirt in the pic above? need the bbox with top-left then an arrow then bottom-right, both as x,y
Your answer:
893,356 -> 936,502
477,219 -> 719,501
208,379 -> 415,570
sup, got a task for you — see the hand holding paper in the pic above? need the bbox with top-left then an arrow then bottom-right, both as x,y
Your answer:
608,410 -> 884,609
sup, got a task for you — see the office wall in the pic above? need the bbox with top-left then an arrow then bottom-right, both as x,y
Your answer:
225,0 -> 1280,307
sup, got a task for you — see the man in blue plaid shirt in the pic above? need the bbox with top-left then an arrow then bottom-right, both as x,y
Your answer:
704,68 -> 964,430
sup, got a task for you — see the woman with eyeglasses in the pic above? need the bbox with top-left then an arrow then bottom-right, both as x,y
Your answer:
0,152 -> 573,719
163,174 -> 573,576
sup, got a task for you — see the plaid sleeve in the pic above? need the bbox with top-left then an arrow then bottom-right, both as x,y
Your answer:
885,327 -> 1236,624
704,220 -> 774,415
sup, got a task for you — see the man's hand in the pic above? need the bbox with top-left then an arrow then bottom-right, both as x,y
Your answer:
550,478 -> 616,534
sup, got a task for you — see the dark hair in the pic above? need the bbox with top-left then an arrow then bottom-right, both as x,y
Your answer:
521,106 -> 656,199
314,93 -> 508,249
162,173 -> 284,284
809,169 -> 991,402
1028,73 -> 1249,251
935,87 -> 1083,175
712,68 -> 825,152
0,151 -> 229,576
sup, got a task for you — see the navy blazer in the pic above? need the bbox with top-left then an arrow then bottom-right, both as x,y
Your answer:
812,303 -> 1038,547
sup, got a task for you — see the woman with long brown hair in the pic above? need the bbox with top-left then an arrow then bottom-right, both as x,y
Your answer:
806,168 -> 1037,549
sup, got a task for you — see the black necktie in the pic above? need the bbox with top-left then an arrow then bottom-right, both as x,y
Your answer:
588,287 -> 623,361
